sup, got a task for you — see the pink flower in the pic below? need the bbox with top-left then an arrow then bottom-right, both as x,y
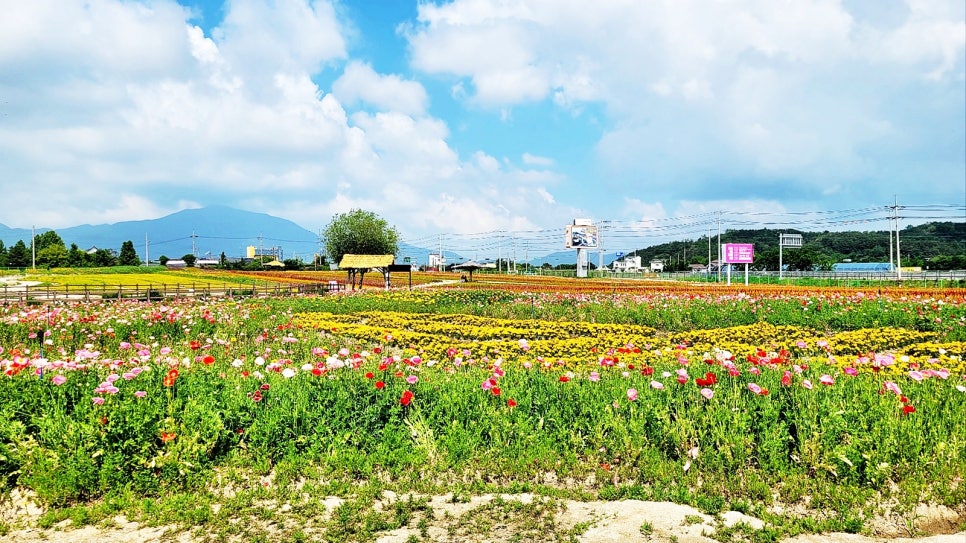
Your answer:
842,367 -> 858,376
883,381 -> 902,395
700,388 -> 713,400
747,382 -> 763,395
819,375 -> 835,386
92,396 -> 105,405
588,371 -> 600,382
134,390 -> 146,398
51,375 -> 67,386
781,371 -> 792,387
626,388 -> 639,402
795,340 -> 807,349
406,375 -> 418,385
748,367 -> 761,376
802,379 -> 813,390
650,380 -> 664,390
908,370 -> 924,382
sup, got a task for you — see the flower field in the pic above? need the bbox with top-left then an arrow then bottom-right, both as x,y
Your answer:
1,282 -> 964,540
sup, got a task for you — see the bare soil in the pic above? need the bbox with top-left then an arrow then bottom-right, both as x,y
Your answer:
3,490 -> 962,543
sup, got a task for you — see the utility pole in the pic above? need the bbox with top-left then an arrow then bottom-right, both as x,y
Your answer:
31,225 -> 35,270
716,211 -> 721,282
707,225 -> 711,276
895,195 -> 902,281
145,233 -> 149,265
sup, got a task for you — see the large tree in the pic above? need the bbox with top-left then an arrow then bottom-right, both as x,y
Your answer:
7,240 -> 31,268
323,209 -> 399,265
34,230 -> 65,252
118,240 -> 141,266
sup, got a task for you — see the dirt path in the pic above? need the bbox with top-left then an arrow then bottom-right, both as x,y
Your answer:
3,493 -> 962,543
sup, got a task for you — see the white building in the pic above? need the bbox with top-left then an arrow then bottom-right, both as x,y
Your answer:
428,253 -> 446,270
612,255 -> 642,272
649,259 -> 664,272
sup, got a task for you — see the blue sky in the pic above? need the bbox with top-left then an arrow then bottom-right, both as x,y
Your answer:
0,0 -> 963,259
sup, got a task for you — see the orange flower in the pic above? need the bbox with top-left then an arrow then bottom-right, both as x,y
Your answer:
160,431 -> 177,443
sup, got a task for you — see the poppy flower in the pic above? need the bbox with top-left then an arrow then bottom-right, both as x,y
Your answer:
160,431 -> 177,443
558,375 -> 570,383
400,390 -> 414,406
375,381 -> 385,389
203,355 -> 215,365
902,404 -> 915,415
506,398 -> 517,408
163,369 -> 179,387
491,386 -> 501,396
781,371 -> 792,387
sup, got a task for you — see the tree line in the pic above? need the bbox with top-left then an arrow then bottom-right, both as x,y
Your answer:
0,231 -> 141,269
630,221 -> 965,272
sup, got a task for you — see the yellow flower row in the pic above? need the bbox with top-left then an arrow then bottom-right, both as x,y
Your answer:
292,311 -> 963,374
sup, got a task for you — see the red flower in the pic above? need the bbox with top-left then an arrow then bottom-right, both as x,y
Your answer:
400,390 -> 414,406
375,381 -> 385,389
641,366 -> 654,376
365,372 -> 374,379
900,395 -> 910,404
250,391 -> 263,402
902,404 -> 915,415
160,431 -> 177,443
202,355 -> 215,365
491,386 -> 501,396
558,375 -> 570,383
506,398 -> 517,408
189,340 -> 201,350
163,369 -> 179,387
260,383 -> 270,391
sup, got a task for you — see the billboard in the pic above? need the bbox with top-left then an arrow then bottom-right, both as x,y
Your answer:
723,243 -> 754,264
565,225 -> 598,249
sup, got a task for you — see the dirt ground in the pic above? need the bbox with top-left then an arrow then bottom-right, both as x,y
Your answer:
3,491 -> 963,543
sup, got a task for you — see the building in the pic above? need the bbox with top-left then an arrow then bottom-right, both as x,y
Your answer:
649,259 -> 664,272
612,255 -> 642,272
428,253 -> 446,271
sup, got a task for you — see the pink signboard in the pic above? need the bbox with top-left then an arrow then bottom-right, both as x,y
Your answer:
723,243 -> 754,264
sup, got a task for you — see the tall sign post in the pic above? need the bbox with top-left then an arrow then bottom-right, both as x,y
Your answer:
566,219 -> 598,278
779,233 -> 802,280
723,243 -> 754,285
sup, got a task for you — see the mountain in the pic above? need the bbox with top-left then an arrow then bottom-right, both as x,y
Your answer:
0,206 -> 451,266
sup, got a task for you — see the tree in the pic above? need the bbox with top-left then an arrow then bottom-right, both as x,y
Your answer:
7,240 -> 30,268
35,230 -> 65,252
323,209 -> 399,265
118,240 -> 141,266
90,249 -> 117,267
36,244 -> 68,268
182,254 -> 197,267
0,240 -> 7,268
159,255 -> 170,266
67,243 -> 88,267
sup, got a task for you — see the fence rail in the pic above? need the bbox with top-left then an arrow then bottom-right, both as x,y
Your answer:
0,281 -> 345,304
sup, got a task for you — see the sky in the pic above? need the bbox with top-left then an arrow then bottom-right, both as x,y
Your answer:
1,0 -> 964,259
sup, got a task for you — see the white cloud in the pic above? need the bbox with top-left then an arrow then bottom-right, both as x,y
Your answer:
332,61 -> 429,115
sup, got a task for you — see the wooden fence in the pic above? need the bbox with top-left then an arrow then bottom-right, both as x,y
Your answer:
0,281 -> 345,304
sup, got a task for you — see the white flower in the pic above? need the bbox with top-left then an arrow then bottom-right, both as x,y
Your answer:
282,368 -> 296,378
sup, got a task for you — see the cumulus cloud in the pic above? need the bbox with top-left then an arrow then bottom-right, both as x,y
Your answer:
332,61 -> 429,115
